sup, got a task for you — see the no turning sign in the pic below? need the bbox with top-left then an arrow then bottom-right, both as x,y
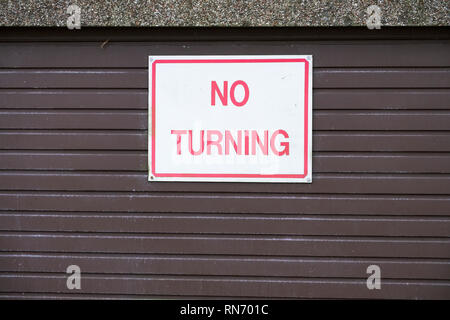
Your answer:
148,55 -> 313,183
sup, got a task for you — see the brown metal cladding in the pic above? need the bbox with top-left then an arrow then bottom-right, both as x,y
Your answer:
0,27 -> 449,299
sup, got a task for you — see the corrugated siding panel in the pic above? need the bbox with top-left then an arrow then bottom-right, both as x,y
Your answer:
0,28 -> 449,299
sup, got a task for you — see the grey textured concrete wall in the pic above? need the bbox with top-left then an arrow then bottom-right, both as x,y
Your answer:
0,0 -> 449,27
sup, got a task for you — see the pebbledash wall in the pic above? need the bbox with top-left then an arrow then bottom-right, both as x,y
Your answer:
0,1 -> 449,299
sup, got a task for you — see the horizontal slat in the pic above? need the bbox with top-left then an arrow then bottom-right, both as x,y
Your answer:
0,131 -> 146,150
314,89 -> 450,109
0,70 -> 148,89
1,69 -> 449,89
1,89 -> 449,110
0,42 -> 449,68
0,111 -> 146,130
314,111 -> 450,131
314,153 -> 450,173
315,69 -> 450,88
0,152 -> 147,171
0,193 -> 449,215
2,152 -> 450,173
0,212 -> 448,237
1,131 -> 449,152
1,111 -> 449,130
1,274 -> 449,299
0,293 -> 151,300
1,253 -> 448,280
0,90 -> 147,109
314,132 -> 450,152
1,172 -> 449,195
1,233 -> 449,258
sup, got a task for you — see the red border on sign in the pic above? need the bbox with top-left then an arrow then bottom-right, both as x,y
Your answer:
151,58 -> 310,179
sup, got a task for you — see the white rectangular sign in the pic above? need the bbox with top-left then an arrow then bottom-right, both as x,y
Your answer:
148,55 -> 312,183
